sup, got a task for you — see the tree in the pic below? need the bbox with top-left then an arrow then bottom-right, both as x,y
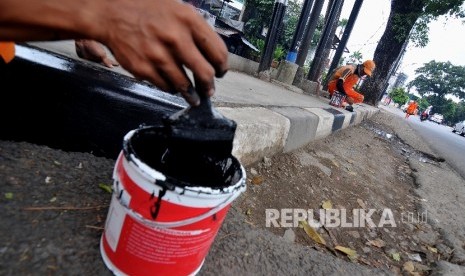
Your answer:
346,50 -> 363,64
241,0 -> 275,39
280,0 -> 302,49
450,101 -> 465,123
388,87 -> 409,105
408,60 -> 465,100
417,97 -> 430,111
424,95 -> 458,124
360,0 -> 465,105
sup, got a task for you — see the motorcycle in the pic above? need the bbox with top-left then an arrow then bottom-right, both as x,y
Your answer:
420,111 -> 429,122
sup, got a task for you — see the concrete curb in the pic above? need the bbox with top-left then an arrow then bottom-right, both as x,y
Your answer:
13,43 -> 380,166
219,103 -> 379,166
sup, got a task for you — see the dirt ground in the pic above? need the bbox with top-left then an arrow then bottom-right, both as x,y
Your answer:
0,110 -> 456,275
236,111 -> 449,275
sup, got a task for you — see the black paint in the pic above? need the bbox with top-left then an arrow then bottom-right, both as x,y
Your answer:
150,188 -> 167,220
0,44 -> 186,159
124,126 -> 242,188
324,108 -> 345,131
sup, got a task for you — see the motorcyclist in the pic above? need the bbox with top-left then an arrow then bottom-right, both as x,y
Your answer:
420,105 -> 433,121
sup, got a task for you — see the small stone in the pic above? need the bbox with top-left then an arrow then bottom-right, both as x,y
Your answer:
436,244 -> 452,256
417,229 -> 439,245
362,247 -> 371,254
404,223 -> 416,231
348,231 -> 360,239
413,263 -> 431,272
283,229 -> 295,243
400,241 -> 409,248
250,168 -> 258,176
263,156 -> 272,167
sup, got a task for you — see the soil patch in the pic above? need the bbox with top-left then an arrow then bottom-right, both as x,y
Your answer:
236,112 -> 447,275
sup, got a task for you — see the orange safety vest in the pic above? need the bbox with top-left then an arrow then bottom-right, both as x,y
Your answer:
0,42 -> 15,63
406,102 -> 418,115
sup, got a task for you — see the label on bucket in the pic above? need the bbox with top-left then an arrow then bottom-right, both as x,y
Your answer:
101,193 -> 230,276
104,195 -> 127,252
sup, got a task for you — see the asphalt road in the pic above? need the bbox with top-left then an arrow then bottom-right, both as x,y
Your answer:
382,105 -> 465,180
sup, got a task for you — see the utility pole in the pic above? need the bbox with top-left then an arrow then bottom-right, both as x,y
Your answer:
306,0 -> 343,82
324,0 -> 364,87
257,0 -> 288,73
286,0 -> 315,63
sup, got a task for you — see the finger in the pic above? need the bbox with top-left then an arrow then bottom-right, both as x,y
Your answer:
173,37 -> 216,98
194,74 -> 215,99
141,45 -> 200,106
102,58 -> 115,68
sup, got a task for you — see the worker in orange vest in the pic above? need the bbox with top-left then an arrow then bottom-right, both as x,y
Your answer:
327,60 -> 376,106
405,100 -> 418,119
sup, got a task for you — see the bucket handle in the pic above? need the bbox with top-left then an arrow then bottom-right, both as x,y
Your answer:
123,183 -> 245,229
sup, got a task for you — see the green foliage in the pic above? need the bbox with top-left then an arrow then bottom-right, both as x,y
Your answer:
242,0 -> 276,38
417,97 -> 430,111
408,60 -> 465,100
423,95 -> 463,125
346,51 -> 363,64
449,101 -> 465,124
247,37 -> 265,61
395,0 -> 465,47
280,0 -> 302,49
389,87 -> 409,105
273,45 -> 286,61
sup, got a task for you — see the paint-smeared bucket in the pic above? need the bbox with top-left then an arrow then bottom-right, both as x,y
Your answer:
329,91 -> 346,108
100,126 -> 246,276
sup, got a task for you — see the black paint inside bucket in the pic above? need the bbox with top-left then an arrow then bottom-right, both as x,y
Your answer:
124,126 -> 242,189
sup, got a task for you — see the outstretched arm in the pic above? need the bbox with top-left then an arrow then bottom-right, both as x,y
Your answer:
0,0 -> 229,106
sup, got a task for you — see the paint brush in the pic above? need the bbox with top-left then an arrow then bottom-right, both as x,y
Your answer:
163,94 -> 237,157
159,94 -> 238,186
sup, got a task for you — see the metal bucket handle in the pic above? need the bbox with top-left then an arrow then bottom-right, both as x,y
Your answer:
117,180 -> 245,229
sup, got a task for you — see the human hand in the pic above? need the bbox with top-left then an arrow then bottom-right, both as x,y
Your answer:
99,0 -> 229,106
75,39 -> 119,68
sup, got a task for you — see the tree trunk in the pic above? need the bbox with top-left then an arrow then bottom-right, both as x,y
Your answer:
361,0 -> 423,105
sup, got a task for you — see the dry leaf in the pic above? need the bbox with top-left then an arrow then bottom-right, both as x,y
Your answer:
403,261 -> 415,273
357,198 -> 366,209
367,238 -> 386,248
321,200 -> 333,210
335,245 -> 358,261
99,183 -> 113,194
300,220 -> 326,245
251,175 -> 264,185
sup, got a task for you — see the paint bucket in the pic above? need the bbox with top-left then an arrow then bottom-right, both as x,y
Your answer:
100,126 -> 246,276
329,91 -> 346,108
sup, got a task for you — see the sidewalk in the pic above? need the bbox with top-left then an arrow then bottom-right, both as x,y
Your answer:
27,41 -> 379,166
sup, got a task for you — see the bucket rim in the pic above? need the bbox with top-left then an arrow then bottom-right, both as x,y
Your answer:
122,126 -> 246,194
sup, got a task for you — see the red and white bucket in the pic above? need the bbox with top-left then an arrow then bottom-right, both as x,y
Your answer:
329,91 -> 346,108
100,126 -> 246,276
